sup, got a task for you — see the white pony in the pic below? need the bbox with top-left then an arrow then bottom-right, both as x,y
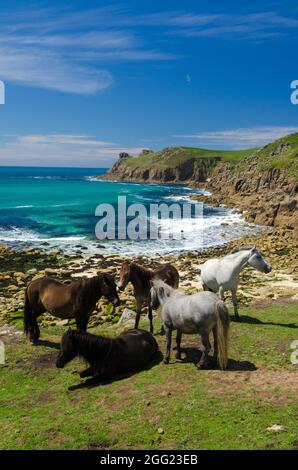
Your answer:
201,246 -> 272,320
150,280 -> 230,370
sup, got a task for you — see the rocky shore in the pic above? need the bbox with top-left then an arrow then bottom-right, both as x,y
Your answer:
0,224 -> 297,332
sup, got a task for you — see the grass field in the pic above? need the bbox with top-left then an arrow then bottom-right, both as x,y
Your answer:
122,146 -> 256,169
0,302 -> 297,450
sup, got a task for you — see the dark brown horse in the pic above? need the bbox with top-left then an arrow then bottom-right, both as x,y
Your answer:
56,328 -> 158,389
118,262 -> 179,333
24,274 -> 120,343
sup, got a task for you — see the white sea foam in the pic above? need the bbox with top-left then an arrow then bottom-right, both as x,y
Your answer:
0,226 -> 85,243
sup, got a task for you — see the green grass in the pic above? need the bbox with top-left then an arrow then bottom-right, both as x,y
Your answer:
117,132 -> 298,179
0,303 -> 297,450
237,132 -> 298,177
122,146 -> 257,169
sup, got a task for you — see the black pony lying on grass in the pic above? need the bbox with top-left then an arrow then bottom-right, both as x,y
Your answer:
56,328 -> 158,390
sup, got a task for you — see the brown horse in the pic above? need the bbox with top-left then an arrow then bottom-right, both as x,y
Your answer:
118,262 -> 179,333
24,274 -> 120,343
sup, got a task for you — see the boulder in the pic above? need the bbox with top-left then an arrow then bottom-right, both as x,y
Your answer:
117,308 -> 136,327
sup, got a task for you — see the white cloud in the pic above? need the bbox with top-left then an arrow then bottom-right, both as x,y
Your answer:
174,127 -> 298,148
0,6 -> 176,94
0,133 -> 144,167
167,11 -> 298,39
0,45 -> 112,94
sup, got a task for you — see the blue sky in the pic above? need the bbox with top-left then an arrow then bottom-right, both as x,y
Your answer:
0,0 -> 297,167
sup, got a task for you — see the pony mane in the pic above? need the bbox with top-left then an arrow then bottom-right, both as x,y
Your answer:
71,329 -> 113,352
152,279 -> 176,292
231,246 -> 255,254
72,276 -> 102,309
67,330 -> 115,364
130,262 -> 152,281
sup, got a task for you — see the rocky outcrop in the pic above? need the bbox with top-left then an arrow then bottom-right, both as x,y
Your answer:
204,164 -> 298,231
101,157 -> 220,183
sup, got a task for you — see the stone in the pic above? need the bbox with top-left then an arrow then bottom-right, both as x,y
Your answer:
26,268 -> 38,275
117,308 -> 136,327
266,424 -> 287,432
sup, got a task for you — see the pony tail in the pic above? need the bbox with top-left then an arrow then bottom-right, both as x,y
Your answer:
24,288 -> 40,343
215,300 -> 230,370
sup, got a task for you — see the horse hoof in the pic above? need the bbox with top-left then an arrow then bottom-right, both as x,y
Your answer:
163,359 -> 169,365
196,362 -> 206,370
174,353 -> 181,360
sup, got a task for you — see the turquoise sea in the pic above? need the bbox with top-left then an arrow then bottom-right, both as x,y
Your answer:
0,167 -> 257,256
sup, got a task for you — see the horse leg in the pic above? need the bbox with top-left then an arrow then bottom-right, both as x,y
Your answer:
218,286 -> 225,300
30,312 -> 41,344
231,289 -> 241,321
212,326 -> 218,366
24,292 -> 42,344
148,304 -> 154,334
75,314 -> 89,331
134,298 -> 142,330
197,333 -> 211,369
79,366 -> 94,378
164,325 -> 172,364
175,329 -> 182,360
81,374 -> 101,387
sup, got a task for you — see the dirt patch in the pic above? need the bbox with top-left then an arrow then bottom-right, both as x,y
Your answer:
88,439 -> 116,450
0,324 -> 23,344
45,430 -> 71,448
35,391 -> 56,405
205,368 -> 298,403
31,351 -> 57,370
251,296 -> 298,309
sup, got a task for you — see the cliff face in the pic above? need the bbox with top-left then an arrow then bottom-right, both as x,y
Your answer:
101,156 -> 221,183
206,163 -> 297,230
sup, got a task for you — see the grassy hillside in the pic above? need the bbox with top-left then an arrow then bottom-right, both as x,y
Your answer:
118,132 -> 298,177
122,146 -> 257,169
243,132 -> 298,175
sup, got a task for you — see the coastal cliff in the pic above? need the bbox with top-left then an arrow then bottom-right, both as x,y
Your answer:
101,134 -> 298,230
101,146 -> 253,183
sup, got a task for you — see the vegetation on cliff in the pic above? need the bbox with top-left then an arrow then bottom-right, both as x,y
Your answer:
121,146 -> 256,169
105,132 -> 297,182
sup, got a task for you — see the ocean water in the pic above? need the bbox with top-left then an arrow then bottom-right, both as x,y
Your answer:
0,167 -> 257,256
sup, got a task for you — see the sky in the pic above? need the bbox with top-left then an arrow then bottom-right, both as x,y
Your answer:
0,0 -> 297,167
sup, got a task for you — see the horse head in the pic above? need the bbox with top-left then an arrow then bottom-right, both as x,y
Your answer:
117,261 -> 131,292
56,330 -> 77,368
150,279 -> 173,309
150,280 -> 160,310
247,247 -> 272,274
100,273 -> 121,306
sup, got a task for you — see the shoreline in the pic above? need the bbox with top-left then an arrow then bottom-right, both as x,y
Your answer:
0,223 -> 297,330
0,172 -> 297,329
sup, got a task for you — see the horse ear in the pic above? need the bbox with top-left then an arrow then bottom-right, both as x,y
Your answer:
159,286 -> 164,296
